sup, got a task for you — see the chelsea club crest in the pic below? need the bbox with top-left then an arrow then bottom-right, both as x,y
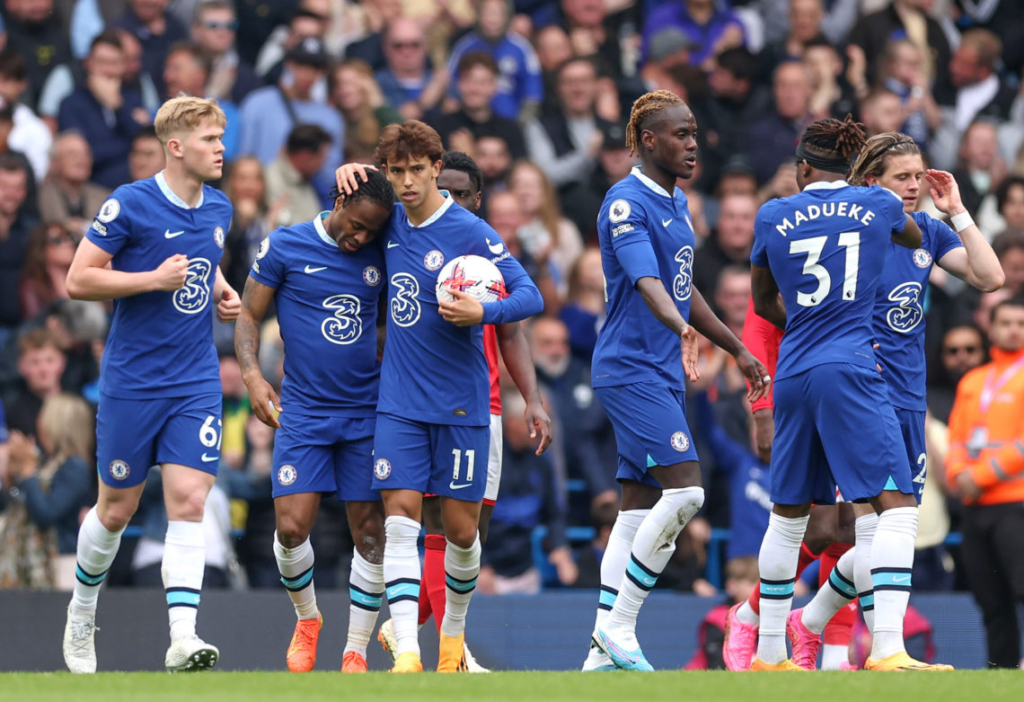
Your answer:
912,248 -> 932,268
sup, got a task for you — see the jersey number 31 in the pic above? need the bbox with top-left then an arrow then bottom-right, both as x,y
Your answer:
789,232 -> 860,307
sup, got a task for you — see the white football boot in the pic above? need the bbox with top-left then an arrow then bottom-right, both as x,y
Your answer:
165,636 -> 220,672
63,605 -> 98,674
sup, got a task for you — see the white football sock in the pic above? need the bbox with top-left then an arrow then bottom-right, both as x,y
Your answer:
821,644 -> 849,670
735,600 -> 759,626
441,534 -> 481,638
800,547 -> 857,634
593,509 -> 648,633
274,532 -> 318,620
870,507 -> 918,660
345,548 -> 384,657
854,513 -> 878,632
605,488 -> 705,638
71,506 -> 125,615
163,520 -> 205,641
383,515 -> 422,657
756,512 -> 810,664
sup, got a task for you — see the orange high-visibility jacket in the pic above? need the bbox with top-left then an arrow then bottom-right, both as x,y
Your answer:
946,347 -> 1024,505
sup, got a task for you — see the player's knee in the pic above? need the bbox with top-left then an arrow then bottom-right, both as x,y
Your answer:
354,531 -> 385,564
445,524 -> 478,549
276,516 -> 311,548
169,491 -> 208,523
804,519 -> 836,554
97,505 -> 134,532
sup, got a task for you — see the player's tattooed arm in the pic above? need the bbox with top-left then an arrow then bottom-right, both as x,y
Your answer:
497,322 -> 553,455
235,276 -> 281,428
689,286 -> 769,403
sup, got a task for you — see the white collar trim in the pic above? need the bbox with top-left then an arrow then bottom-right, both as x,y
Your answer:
629,166 -> 674,198
314,211 -> 334,246
155,170 -> 205,209
411,194 -> 454,228
803,180 -> 849,192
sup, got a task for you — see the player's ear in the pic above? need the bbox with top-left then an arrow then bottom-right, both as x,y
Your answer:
473,192 -> 482,210
640,128 -> 656,153
864,173 -> 878,187
432,159 -> 443,179
166,135 -> 184,159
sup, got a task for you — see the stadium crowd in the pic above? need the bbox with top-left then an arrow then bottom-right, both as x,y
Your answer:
0,0 -> 1023,654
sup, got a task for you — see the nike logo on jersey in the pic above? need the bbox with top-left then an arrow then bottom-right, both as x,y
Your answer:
387,241 -> 400,248
449,481 -> 472,490
201,453 -> 219,463
165,229 -> 185,238
304,265 -> 327,273
486,237 -> 504,254
662,219 -> 673,228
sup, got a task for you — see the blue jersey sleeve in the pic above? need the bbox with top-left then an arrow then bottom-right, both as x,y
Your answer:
249,232 -> 284,289
929,217 -> 963,261
479,223 -> 544,324
605,196 -> 660,285
878,187 -> 908,232
86,191 -> 133,257
750,205 -> 774,267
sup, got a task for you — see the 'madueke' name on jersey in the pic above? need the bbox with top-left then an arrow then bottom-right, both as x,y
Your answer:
249,213 -> 386,416
87,172 -> 232,398
378,197 -> 542,426
751,181 -> 907,381
873,211 -> 962,411
593,167 -> 697,391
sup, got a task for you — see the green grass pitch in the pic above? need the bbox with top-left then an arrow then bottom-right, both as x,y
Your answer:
2,670 -> 1022,702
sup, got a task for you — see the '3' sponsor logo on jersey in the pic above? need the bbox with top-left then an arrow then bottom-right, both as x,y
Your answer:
321,294 -> 363,344
389,273 -> 421,327
173,258 -> 212,314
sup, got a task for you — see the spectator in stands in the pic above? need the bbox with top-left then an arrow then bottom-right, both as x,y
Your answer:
694,192 -> 755,295
993,232 -> 1024,296
191,0 -> 262,105
847,0 -> 952,90
524,57 -> 610,192
234,0 -> 293,66
127,125 -> 165,181
161,41 -> 240,160
860,88 -> 906,139
974,288 -> 1014,336
703,48 -> 771,181
684,557 -> 759,670
329,59 -> 401,163
715,158 -> 759,200
561,120 -> 633,241
0,393 -> 94,589
218,352 -> 249,471
447,0 -> 543,122
952,120 -> 1007,224
641,0 -> 744,69
931,29 -> 1017,172
714,265 -> 752,340
41,299 -> 104,398
479,391 -> 576,594
927,324 -> 986,423
533,25 -> 572,117
38,132 -> 110,235
113,28 -> 161,114
253,6 -> 327,85
558,248 -> 604,362
374,17 -> 448,120
238,36 -> 343,196
508,159 -> 583,286
550,0 -> 623,79
0,153 -> 36,331
0,50 -> 50,182
530,316 -> 617,507
802,37 -> 857,121
946,295 -> 1024,669
994,175 -> 1024,237
475,133 -> 513,198
1,0 -> 71,110
570,495 -> 618,590
743,60 -> 812,185
231,414 -> 277,587
18,223 -> 75,319
3,328 -> 65,435
57,32 -> 147,190
110,0 -> 188,98
436,52 -> 527,160
487,189 -> 559,312
880,39 -> 941,150
222,156 -> 278,293
264,124 -> 332,227
759,0 -> 825,73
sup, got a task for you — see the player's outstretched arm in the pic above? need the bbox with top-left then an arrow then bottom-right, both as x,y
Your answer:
891,213 -> 923,249
635,276 -> 700,382
929,170 -> 1005,292
751,265 -> 786,331
334,162 -> 379,196
689,286 -> 769,403
66,237 -> 187,301
235,275 -> 282,428
497,321 -> 553,455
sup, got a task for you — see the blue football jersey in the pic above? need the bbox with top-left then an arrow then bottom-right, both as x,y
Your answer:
592,167 -> 696,391
873,211 -> 962,411
751,181 -> 907,381
86,172 -> 231,399
249,213 -> 386,416
378,197 -> 543,426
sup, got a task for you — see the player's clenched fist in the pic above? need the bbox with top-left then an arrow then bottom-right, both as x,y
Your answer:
153,253 -> 189,291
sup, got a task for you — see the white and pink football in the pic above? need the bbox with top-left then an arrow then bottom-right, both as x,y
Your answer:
435,254 -> 506,304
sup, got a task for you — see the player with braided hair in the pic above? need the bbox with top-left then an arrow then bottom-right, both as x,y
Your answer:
749,117 -> 954,671
234,165 -> 396,673
581,90 -> 769,671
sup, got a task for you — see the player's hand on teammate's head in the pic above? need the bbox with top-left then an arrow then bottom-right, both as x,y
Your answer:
438,288 -> 485,326
153,253 -> 189,291
524,398 -> 553,455
335,162 -> 378,196
217,285 -> 242,323
736,348 -> 770,403
679,324 -> 701,383
246,374 -> 282,429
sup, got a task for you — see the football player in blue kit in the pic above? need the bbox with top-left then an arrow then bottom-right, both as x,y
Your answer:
785,132 -> 1003,666
234,169 -> 398,674
749,115 -> 952,671
62,97 -> 240,674
582,90 -> 770,673
338,121 -> 543,673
